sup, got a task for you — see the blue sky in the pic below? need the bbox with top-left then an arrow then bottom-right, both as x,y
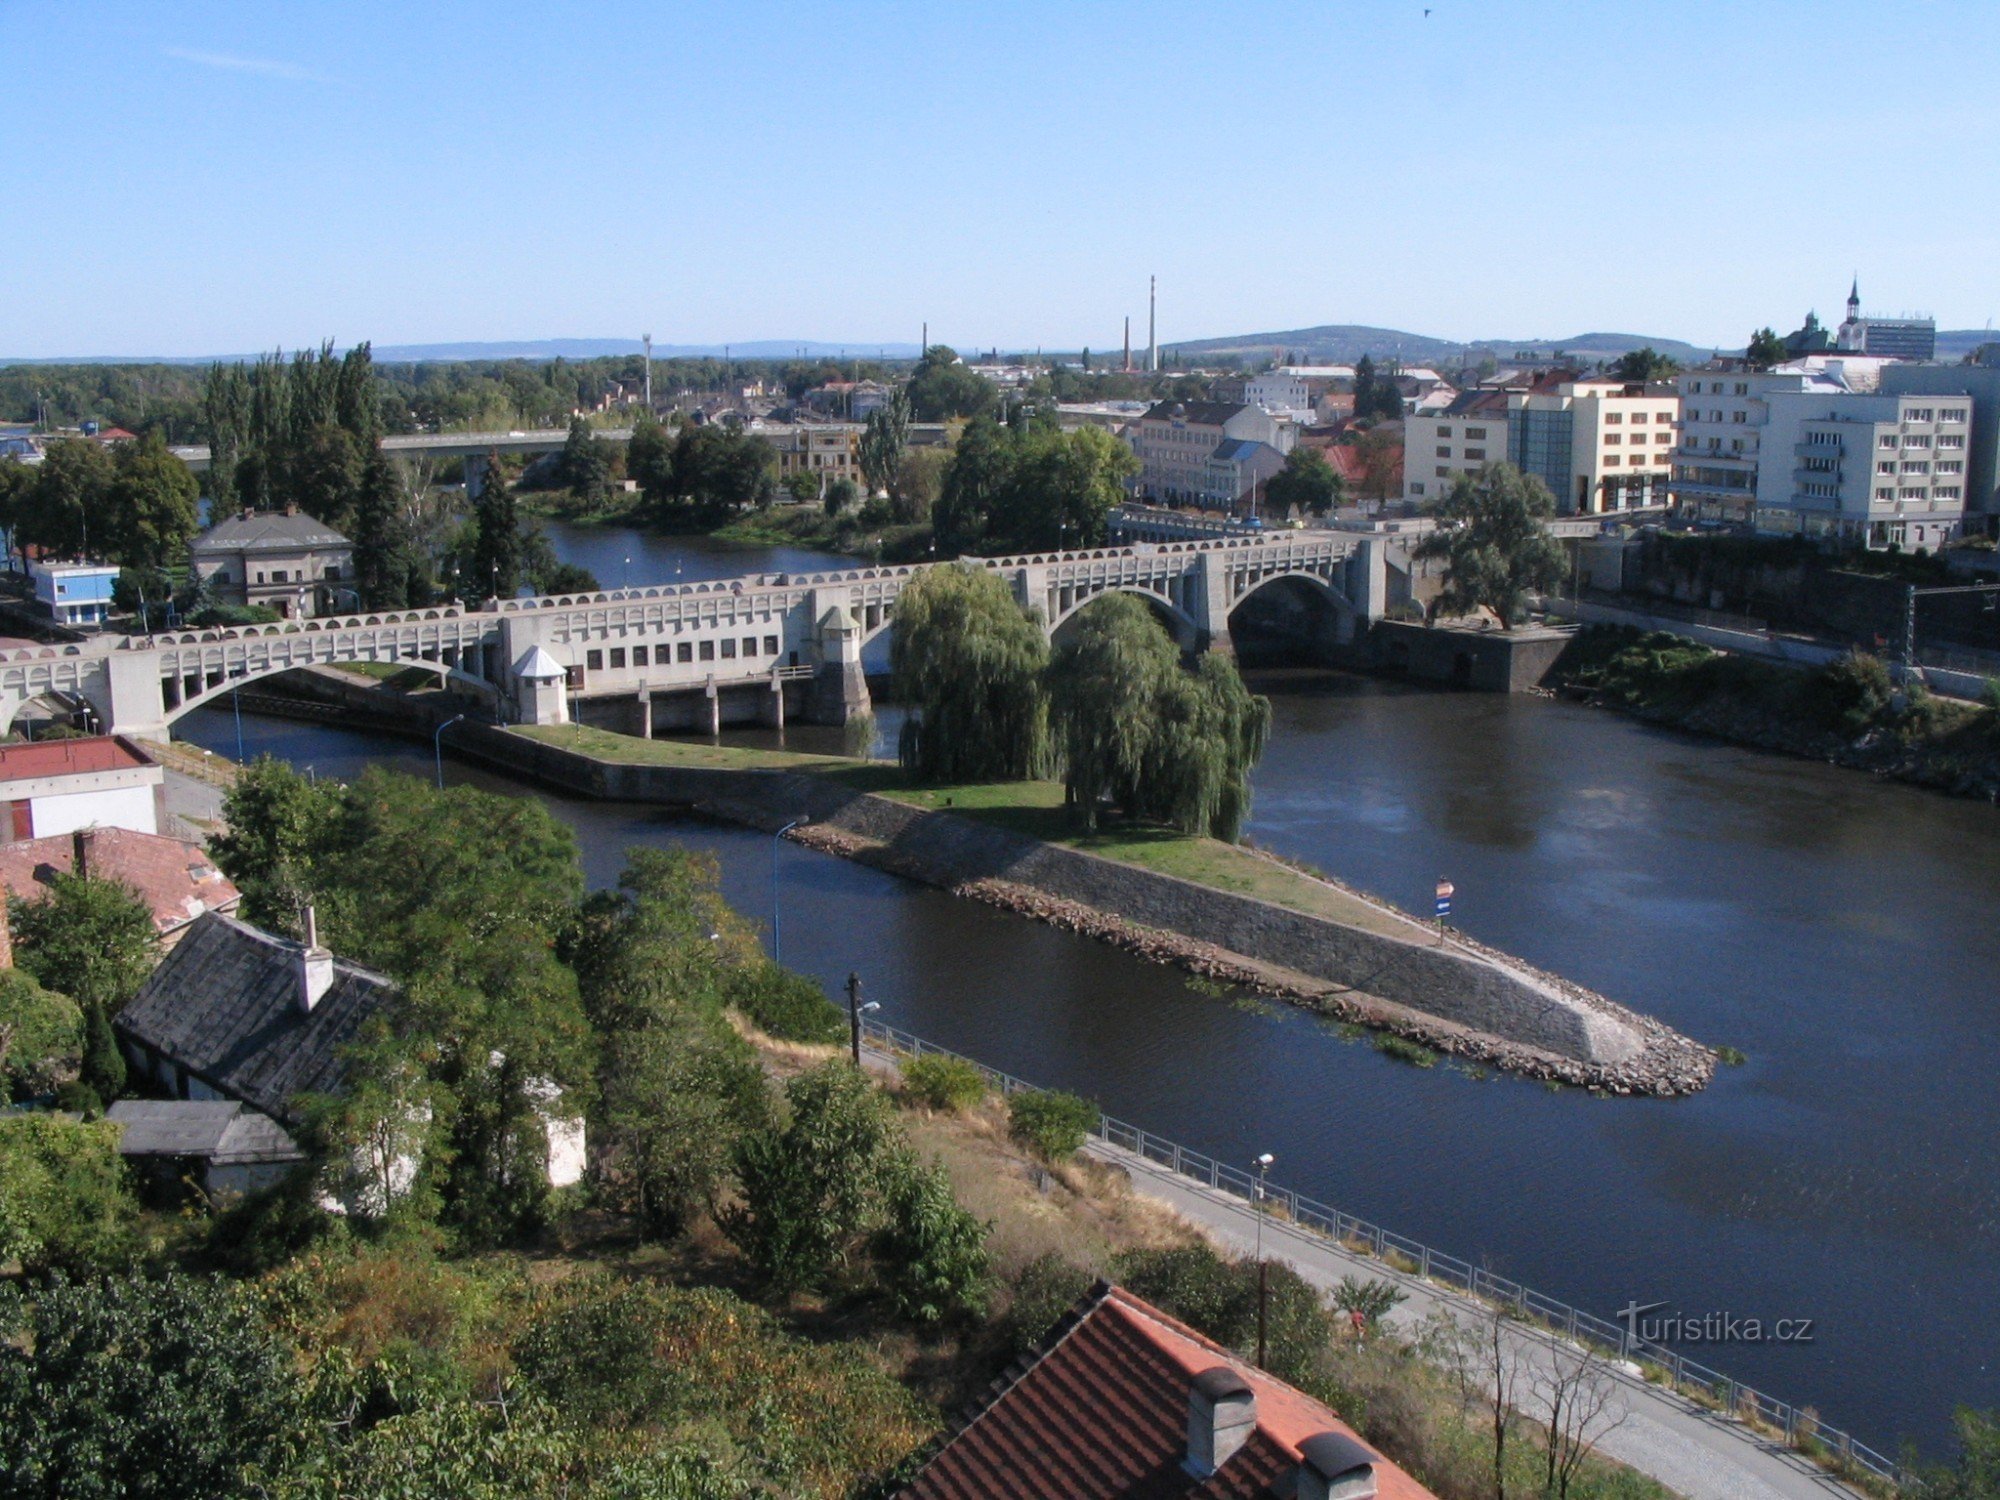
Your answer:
5,0 -> 1998,359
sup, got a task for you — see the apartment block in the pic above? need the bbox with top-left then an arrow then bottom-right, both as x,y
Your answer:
1403,391 -> 1510,504
1753,390 -> 1971,549
1130,401 -> 1294,509
1506,379 -> 1678,515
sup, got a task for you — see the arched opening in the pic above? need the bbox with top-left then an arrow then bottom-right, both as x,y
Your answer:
1050,587 -> 1199,655
1227,574 -> 1353,667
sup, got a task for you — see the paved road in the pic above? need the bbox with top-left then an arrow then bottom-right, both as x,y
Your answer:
1088,1135 -> 1863,1500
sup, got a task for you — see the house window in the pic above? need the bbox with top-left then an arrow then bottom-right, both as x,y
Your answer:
1876,487 -> 1895,501
1880,435 -> 1899,449
1903,461 -> 1930,474
1435,446 -> 1451,458
1465,426 -> 1486,439
677,642 -> 692,663
1437,425 -> 1452,437
1466,448 -> 1485,460
742,636 -> 757,657
720,639 -> 736,658
633,645 -> 648,667
1605,412 -> 1623,424
1938,461 -> 1963,475
1900,487 -> 1927,499
1936,486 -> 1962,499
698,640 -> 714,661
1734,383 -> 1748,396
764,635 -> 778,655
1906,408 -> 1934,422
256,572 -> 267,584
1605,434 -> 1622,445
1732,411 -> 1747,423
1604,455 -> 1621,466
1941,408 -> 1967,422
1939,434 -> 1965,449
1688,381 -> 1702,394
1410,482 -> 1426,496
609,648 -> 626,669
1435,466 -> 1450,478
586,650 -> 603,671
1878,461 -> 1896,475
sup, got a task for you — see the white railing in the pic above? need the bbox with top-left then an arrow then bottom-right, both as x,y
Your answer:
860,1017 -> 1906,1489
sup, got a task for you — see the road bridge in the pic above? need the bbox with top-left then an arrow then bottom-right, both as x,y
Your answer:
0,532 -> 1385,741
166,428 -> 634,475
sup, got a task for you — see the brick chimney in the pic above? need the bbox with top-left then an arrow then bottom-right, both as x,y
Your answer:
1186,1368 -> 1257,1477
71,826 -> 91,880
296,905 -> 334,1013
1295,1433 -> 1378,1500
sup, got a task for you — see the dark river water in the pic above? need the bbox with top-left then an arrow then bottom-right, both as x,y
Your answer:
175,523 -> 2000,1453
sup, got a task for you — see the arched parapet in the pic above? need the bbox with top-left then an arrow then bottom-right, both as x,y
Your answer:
1047,582 -> 1203,652
161,651 -> 497,726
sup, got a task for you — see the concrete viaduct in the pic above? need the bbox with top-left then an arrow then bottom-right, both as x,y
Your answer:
0,531 -> 1386,741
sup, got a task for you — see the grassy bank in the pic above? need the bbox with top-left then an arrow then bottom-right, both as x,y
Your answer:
710,503 -> 934,564
1553,626 -> 2000,798
510,724 -> 1427,939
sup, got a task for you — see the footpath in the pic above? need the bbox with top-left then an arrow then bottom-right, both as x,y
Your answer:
858,1037 -> 1868,1500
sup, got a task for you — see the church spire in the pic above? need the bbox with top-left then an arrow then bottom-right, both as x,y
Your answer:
1848,275 -> 1861,317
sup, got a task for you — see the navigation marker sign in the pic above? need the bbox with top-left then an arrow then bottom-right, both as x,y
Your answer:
1434,878 -> 1454,943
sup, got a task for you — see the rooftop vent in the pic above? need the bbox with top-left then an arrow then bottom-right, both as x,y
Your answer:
296,905 -> 334,1014
1295,1431 -> 1377,1500
1186,1366 -> 1257,1477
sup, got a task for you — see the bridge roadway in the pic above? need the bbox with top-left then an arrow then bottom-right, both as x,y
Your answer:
0,530 -> 1386,741
167,428 -> 633,474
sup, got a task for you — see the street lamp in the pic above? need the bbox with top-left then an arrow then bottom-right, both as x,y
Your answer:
433,713 -> 466,789
772,818 -> 808,963
846,971 -> 879,1067
1254,1152 -> 1275,1368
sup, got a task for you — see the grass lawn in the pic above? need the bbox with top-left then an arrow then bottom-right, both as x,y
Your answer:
514,725 -> 1425,938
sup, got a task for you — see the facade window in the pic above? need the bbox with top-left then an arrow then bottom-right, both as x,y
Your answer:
608,648 -> 625,669
698,640 -> 714,661
1658,432 -> 1673,443
1435,465 -> 1450,478
1732,411 -> 1747,423
764,635 -> 778,655
1465,448 -> 1485,461
1938,460 -> 1963,475
1465,426 -> 1486,439
742,636 -> 757,657
256,572 -> 266,584
677,642 -> 692,663
1941,408 -> 1967,422
1879,462 -> 1896,475
1900,487 -> 1927,500
1410,482 -> 1426,496
1734,383 -> 1749,396
1437,425 -> 1452,437
1939,434 -> 1965,449
1902,461 -> 1930,474
1604,455 -> 1621,466
1880,435 -> 1899,449
1936,486 -> 1962,499
720,639 -> 736,658
1436,446 -> 1451,458
633,645 -> 648,667
1688,381 -> 1702,394
1605,412 -> 1623,424
586,650 -> 603,671
1876,487 -> 1896,501
1905,434 -> 1931,448
1906,408 -> 1934,422
1710,410 -> 1723,422
1604,434 -> 1621,445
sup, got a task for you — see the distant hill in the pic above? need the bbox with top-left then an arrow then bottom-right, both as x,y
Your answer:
1165,323 -> 1713,368
1936,330 -> 1997,361
0,338 -> 923,367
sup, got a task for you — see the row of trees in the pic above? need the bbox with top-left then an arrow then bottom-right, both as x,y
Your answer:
0,434 -> 198,568
892,569 -> 1271,840
933,412 -> 1138,555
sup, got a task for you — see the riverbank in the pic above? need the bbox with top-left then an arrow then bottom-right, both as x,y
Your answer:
491,723 -> 1714,1097
1553,626 -> 2000,801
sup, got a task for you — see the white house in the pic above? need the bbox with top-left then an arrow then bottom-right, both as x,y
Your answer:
0,734 -> 165,839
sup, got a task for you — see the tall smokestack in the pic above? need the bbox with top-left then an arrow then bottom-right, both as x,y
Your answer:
1123,316 -> 1131,372
642,333 -> 653,409
921,321 -> 927,357
1148,276 -> 1157,372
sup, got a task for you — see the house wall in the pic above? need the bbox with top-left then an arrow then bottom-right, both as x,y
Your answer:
28,782 -> 158,838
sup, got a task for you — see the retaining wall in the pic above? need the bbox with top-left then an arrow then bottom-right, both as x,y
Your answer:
461,727 -> 1650,1067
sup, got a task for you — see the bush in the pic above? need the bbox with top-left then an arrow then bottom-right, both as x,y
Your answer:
189,603 -> 281,627
1372,1034 -> 1437,1068
1981,677 -> 2000,712
900,1054 -> 987,1113
1006,1088 -> 1100,1160
1004,1253 -> 1095,1354
1112,1242 -> 1334,1386
724,962 -> 844,1044
872,1152 -> 990,1324
0,1114 -> 135,1272
1806,650 -> 1894,735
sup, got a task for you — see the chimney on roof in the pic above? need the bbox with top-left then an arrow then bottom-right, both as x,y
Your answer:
297,905 -> 334,1013
1186,1367 -> 1257,1477
1295,1433 -> 1378,1500
284,502 -> 299,517
71,826 -> 90,880
241,507 -> 254,521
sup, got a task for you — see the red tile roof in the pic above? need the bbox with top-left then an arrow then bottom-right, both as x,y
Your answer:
900,1283 -> 1435,1500
0,828 -> 240,937
0,735 -> 155,785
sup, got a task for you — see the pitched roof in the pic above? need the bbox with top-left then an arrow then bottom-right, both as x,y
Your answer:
899,1282 -> 1434,1500
514,646 -> 568,680
192,508 -> 351,555
0,827 -> 239,936
1143,400 -> 1251,427
114,910 -> 398,1125
108,1098 -> 303,1165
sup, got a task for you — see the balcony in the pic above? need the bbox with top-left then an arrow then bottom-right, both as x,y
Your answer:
1793,440 -> 1845,459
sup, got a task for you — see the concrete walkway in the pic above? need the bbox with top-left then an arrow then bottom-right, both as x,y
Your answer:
1088,1135 -> 1864,1500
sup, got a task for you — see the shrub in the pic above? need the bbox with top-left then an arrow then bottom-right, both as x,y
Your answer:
1004,1253 -> 1095,1354
0,1114 -> 135,1272
1805,650 -> 1894,735
1331,1275 -> 1407,1333
1006,1088 -> 1100,1160
1112,1242 -> 1334,1386
872,1152 -> 991,1324
1982,677 -> 2000,712
724,962 -> 845,1044
1372,1034 -> 1437,1068
900,1054 -> 987,1112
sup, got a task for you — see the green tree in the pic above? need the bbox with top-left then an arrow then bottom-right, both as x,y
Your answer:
823,475 -> 860,516
859,389 -> 911,496
625,410 -> 677,514
0,458 -> 36,565
723,1062 -> 900,1292
905,345 -> 995,422
351,446 -> 413,608
0,969 -> 81,1102
1746,327 -> 1787,370
932,416 -> 1013,553
20,437 -> 114,558
1003,425 -> 1138,551
103,432 -> 200,568
1413,461 -> 1569,629
560,415 -> 611,505
0,1116 -> 135,1272
1006,1088 -> 1100,1160
892,445 -> 949,525
891,565 -> 1052,782
470,457 -> 523,598
1264,444 -> 1343,517
209,755 -> 346,933
665,424 -> 777,521
873,1152 -> 990,1324
784,469 -> 822,505
10,874 -> 157,1019
0,1271 -> 299,1497
286,422 -> 364,530
1918,1409 -> 2000,1500
1611,346 -> 1679,383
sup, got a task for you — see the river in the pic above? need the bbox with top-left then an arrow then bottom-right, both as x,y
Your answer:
174,522 -> 1999,1452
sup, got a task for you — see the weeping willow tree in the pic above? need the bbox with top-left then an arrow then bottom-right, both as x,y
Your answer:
1046,595 -> 1271,841
891,565 -> 1052,782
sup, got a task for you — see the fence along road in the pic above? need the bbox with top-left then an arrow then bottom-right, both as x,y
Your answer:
861,1017 -> 1894,1500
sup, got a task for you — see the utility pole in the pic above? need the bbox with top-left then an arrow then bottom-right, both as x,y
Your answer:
1148,275 -> 1158,373
642,333 -> 652,410
1123,316 -> 1131,373
1253,1153 -> 1273,1368
845,972 -> 878,1066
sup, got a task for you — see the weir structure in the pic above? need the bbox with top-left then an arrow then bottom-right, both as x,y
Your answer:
0,531 -> 1388,741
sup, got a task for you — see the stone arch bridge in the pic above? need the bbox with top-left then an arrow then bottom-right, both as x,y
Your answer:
0,531 -> 1385,741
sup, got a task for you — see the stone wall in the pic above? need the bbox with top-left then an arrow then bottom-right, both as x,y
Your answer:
1365,621 -> 1576,693
458,727 -> 1658,1069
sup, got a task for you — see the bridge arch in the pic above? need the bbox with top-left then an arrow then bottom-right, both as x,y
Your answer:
159,653 -> 498,728
1048,583 -> 1203,652
1227,569 -> 1361,661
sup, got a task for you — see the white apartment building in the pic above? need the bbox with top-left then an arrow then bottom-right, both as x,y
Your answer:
1130,401 -> 1294,509
1753,391 -> 1971,549
1506,379 -> 1678,515
1403,391 -> 1511,504
1243,371 -> 1312,421
1672,368 -> 1851,526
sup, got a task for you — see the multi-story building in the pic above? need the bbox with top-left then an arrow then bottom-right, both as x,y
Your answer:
1402,390 -> 1510,504
31,559 -> 119,626
1881,351 -> 2000,534
1836,280 -> 1936,362
1505,378 -> 1678,514
754,422 -> 865,496
1129,401 -> 1294,510
1671,366 -> 1850,526
1753,389 -> 1972,549
191,507 -> 354,619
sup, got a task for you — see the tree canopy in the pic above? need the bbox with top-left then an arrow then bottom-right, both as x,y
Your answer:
904,345 -> 995,422
1264,444 -> 1344,517
1412,461 -> 1569,630
892,565 -> 1052,782
932,417 -> 1136,555
1746,327 -> 1787,370
1611,347 -> 1680,383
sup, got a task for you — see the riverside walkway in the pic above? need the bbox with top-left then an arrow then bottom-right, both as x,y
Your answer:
859,1020 -> 1882,1500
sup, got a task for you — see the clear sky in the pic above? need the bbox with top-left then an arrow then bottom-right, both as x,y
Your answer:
5,0 -> 1998,359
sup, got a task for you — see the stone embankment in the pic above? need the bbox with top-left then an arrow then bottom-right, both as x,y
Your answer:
456,728 -> 1712,1097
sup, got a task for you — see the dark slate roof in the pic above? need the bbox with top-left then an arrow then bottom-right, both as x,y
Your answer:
192,509 -> 351,555
114,911 -> 398,1126
899,1282 -> 1431,1500
1209,438 -> 1273,463
1142,400 -> 1250,427
108,1098 -> 303,1164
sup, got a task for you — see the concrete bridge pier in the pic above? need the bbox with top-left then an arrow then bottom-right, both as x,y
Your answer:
807,605 -> 871,726
703,678 -> 721,736
637,688 -> 653,740
463,453 -> 490,500
1192,550 -> 1235,657
765,673 -> 787,730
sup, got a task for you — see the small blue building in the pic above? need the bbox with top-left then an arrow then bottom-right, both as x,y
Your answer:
31,559 -> 120,627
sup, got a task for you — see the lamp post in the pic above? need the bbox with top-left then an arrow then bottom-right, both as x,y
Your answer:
231,686 -> 245,763
772,818 -> 807,963
433,713 -> 466,789
1254,1152 -> 1274,1369
846,971 -> 879,1067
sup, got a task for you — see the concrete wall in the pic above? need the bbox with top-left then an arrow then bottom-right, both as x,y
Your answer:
1365,621 -> 1574,692
461,727 -> 1645,1067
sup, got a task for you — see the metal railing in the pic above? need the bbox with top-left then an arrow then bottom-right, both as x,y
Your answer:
861,1016 -> 1906,1490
